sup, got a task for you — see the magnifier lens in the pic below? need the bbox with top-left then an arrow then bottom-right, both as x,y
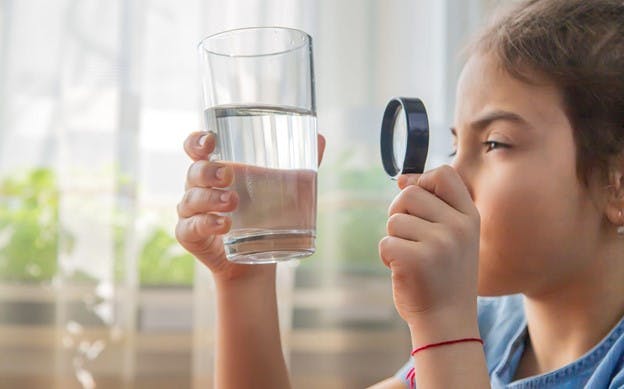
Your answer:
392,107 -> 407,174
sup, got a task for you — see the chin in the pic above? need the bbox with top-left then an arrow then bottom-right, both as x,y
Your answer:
477,283 -> 519,297
477,262 -> 524,297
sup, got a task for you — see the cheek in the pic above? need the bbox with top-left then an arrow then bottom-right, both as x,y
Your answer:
478,173 -> 551,265
474,165 -> 589,294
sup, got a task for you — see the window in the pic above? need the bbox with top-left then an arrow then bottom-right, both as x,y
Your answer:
0,0 -> 505,386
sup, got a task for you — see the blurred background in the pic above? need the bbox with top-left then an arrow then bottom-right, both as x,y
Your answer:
0,0 -> 509,388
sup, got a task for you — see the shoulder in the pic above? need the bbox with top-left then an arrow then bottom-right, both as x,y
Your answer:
477,294 -> 525,341
584,315 -> 624,388
477,294 -> 526,373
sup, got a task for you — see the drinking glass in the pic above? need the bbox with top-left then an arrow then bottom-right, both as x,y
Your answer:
198,27 -> 318,264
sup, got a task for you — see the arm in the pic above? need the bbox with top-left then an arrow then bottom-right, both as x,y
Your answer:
214,265 -> 290,388
379,166 -> 490,388
365,320 -> 489,389
177,132 -> 326,388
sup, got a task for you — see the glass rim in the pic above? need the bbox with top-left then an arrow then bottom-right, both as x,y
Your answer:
197,26 -> 311,58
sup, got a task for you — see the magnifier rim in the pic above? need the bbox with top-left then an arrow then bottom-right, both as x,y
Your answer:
380,97 -> 430,178
380,99 -> 404,178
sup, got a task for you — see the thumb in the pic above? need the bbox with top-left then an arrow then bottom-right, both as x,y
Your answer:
317,133 -> 326,167
397,174 -> 422,190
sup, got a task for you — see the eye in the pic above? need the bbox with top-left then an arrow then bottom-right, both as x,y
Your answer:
483,141 -> 510,152
449,128 -> 458,158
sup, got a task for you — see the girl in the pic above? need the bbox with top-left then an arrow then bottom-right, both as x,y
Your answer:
176,0 -> 624,387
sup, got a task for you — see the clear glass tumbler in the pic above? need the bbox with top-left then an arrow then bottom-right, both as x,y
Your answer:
198,27 -> 318,264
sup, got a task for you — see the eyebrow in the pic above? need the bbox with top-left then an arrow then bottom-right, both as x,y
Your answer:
450,110 -> 531,136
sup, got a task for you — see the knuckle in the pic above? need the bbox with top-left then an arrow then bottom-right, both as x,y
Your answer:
379,235 -> 394,254
388,193 -> 403,216
454,214 -> 478,238
386,214 -> 402,236
429,231 -> 452,252
188,160 -> 209,185
181,188 -> 197,209
387,200 -> 397,216
182,188 -> 194,204
177,193 -> 191,217
436,164 -> 454,178
186,162 -> 198,183
428,164 -> 453,183
419,168 -> 435,182
191,215 -> 207,238
439,164 -> 454,175
398,185 -> 422,206
174,220 -> 184,242
207,188 -> 222,205
175,218 -> 193,244
378,236 -> 389,252
447,224 -> 468,244
402,184 -> 423,200
197,161 -> 211,182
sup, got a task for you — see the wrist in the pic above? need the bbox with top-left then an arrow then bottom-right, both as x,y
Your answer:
214,264 -> 278,323
407,306 -> 480,347
214,263 -> 277,290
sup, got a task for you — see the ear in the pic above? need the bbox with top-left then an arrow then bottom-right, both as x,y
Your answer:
604,157 -> 624,226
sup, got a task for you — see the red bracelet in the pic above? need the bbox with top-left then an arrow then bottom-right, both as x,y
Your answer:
406,338 -> 483,388
411,337 -> 483,356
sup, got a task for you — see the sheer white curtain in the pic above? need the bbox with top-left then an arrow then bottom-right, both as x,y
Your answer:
0,0 -> 504,387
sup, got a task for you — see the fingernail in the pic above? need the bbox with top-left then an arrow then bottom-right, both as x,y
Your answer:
397,175 -> 407,188
198,132 -> 210,147
215,216 -> 225,226
215,167 -> 225,180
219,192 -> 231,203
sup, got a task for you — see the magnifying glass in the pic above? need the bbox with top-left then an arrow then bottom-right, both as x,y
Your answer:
380,97 -> 430,179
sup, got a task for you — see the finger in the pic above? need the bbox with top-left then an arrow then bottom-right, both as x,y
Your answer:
183,131 -> 217,162
177,188 -> 239,218
417,165 -> 475,216
378,235 -> 425,269
186,160 -> 234,189
386,212 -> 436,242
317,133 -> 326,167
397,174 -> 421,190
388,184 -> 455,223
175,213 -> 231,245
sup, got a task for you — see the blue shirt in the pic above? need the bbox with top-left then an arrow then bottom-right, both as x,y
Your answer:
394,294 -> 624,388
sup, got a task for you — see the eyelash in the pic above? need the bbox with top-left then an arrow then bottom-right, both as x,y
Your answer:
449,141 -> 510,157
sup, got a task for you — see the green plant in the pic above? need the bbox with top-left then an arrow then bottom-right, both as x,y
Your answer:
0,167 -> 194,286
0,168 -> 61,282
138,226 -> 195,286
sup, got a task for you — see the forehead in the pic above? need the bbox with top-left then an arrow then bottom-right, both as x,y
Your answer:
454,53 -> 567,129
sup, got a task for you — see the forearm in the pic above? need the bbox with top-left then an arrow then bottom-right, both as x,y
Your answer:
408,310 -> 490,389
214,264 -> 290,389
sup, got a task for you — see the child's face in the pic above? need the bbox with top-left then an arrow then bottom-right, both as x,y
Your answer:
452,54 -> 604,296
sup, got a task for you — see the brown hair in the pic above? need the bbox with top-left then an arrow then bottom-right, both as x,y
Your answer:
471,0 -> 624,184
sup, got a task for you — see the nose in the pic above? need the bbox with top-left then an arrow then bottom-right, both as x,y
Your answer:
450,156 -> 476,201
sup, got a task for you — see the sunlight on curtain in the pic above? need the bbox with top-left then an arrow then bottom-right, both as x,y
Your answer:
0,0 -> 507,387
